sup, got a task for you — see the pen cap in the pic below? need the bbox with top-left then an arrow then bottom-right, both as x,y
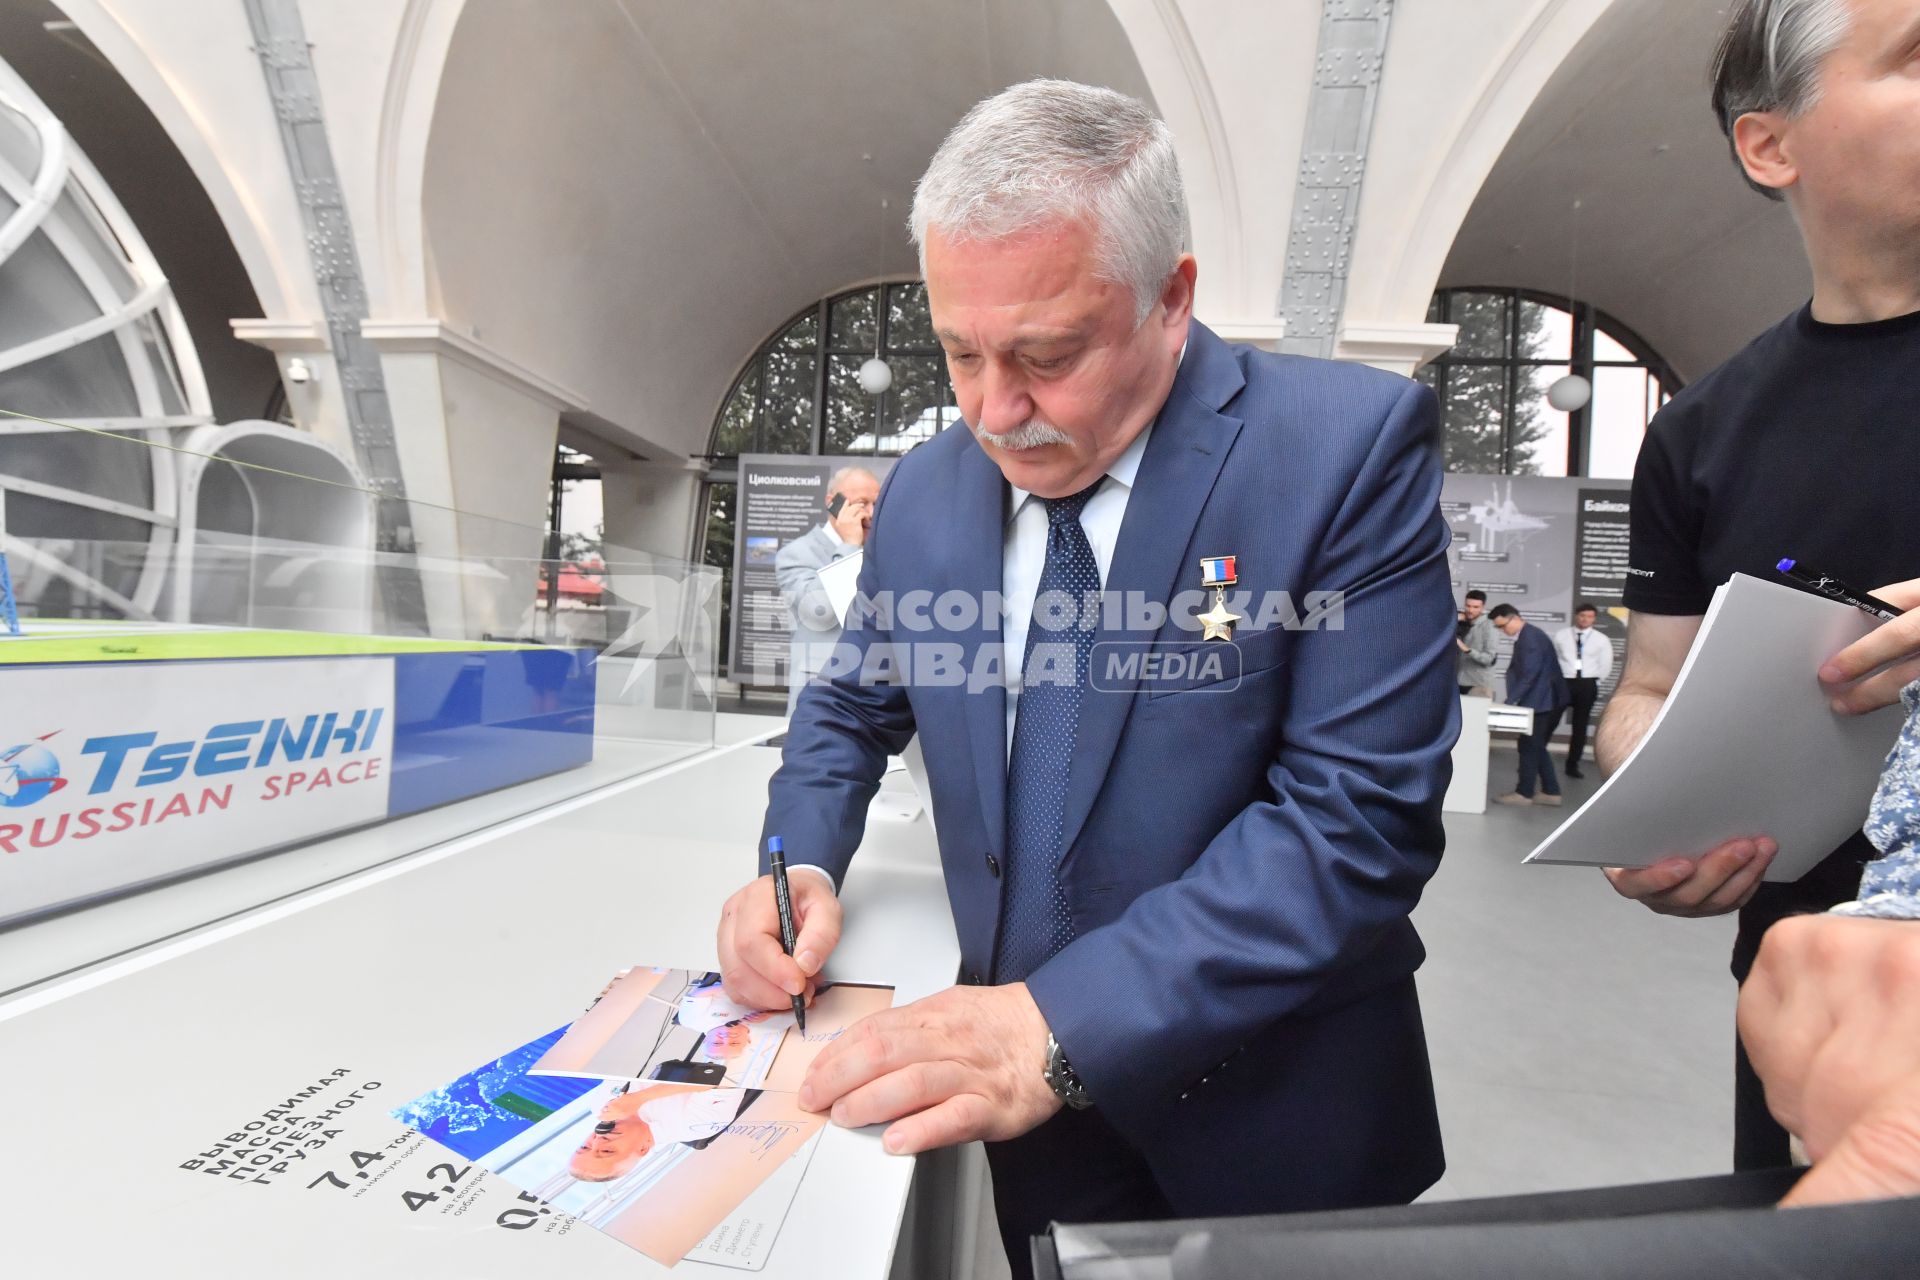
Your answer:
766,835 -> 784,858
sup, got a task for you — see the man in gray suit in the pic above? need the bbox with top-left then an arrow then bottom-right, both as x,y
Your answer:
775,465 -> 879,713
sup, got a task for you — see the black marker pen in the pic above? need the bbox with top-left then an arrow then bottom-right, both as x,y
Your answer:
1777,558 -> 1905,622
766,836 -> 808,1033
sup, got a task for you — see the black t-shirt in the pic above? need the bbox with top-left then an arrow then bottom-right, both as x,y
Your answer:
1626,301 -> 1920,978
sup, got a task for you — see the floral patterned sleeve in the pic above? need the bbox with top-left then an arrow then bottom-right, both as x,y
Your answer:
1834,680 -> 1920,921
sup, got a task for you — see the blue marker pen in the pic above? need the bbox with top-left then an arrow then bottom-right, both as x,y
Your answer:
1777,558 -> 1904,622
766,836 -> 807,1033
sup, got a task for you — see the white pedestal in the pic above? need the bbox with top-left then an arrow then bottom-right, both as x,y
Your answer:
1445,694 -> 1491,814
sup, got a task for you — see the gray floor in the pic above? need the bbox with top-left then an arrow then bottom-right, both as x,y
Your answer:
1416,743 -> 1739,1201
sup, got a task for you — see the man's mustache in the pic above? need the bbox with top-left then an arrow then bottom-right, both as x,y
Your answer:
972,418 -> 1073,452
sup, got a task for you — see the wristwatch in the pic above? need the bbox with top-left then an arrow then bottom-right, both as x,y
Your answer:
1043,1032 -> 1093,1110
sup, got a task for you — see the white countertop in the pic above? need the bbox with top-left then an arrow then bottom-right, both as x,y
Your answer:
0,736 -> 957,1279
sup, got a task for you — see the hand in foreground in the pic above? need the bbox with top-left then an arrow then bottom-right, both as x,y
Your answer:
1603,836 -> 1778,917
1820,578 -> 1920,715
716,872 -> 841,1010
1739,914 -> 1920,1206
798,981 -> 1062,1155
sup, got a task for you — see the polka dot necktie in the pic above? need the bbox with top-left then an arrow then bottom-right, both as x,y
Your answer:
993,479 -> 1104,984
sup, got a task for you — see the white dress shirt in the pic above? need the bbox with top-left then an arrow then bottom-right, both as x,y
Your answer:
791,344 -> 1179,892
787,429 -> 1150,894
674,984 -> 761,1034
1553,623 -> 1614,680
1000,423 -> 1152,754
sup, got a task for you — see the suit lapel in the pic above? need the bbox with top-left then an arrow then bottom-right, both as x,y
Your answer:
1056,324 -> 1245,862
947,437 -> 1010,860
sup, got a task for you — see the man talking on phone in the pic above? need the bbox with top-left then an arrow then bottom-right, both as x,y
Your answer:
775,466 -> 880,714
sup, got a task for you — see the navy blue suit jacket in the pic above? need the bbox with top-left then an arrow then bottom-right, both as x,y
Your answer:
1503,623 -> 1569,713
762,323 -> 1458,1214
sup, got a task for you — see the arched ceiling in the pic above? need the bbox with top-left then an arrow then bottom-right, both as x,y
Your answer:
423,0 -> 1154,461
1438,0 -> 1811,384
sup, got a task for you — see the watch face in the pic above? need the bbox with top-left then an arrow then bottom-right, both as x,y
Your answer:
1045,1037 -> 1091,1108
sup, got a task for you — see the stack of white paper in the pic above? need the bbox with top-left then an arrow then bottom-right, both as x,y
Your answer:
1526,573 -> 1904,882
816,550 -> 864,627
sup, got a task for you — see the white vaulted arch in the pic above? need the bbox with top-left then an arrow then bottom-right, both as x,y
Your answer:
1099,0 -> 1244,322
47,0 -> 311,323
1346,0 -> 1621,330
372,0 -> 466,317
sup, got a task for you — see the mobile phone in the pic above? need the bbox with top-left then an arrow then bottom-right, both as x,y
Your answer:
650,1059 -> 727,1086
826,493 -> 846,519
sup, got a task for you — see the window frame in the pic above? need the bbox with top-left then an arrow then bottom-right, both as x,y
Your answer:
1421,286 -> 1681,476
706,279 -> 954,467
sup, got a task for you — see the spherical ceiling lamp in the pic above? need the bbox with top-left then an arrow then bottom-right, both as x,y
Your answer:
858,356 -> 892,395
1546,373 -> 1592,413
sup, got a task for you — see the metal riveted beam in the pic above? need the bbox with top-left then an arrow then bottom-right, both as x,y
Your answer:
1278,0 -> 1395,359
243,0 -> 427,629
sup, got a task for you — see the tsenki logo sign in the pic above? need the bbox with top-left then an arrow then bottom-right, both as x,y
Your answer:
1,659 -> 395,922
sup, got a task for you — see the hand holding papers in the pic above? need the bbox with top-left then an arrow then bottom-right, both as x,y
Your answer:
1816,573 -> 1920,715
1526,574 -> 1904,883
798,980 -> 1063,1157
815,549 -> 864,628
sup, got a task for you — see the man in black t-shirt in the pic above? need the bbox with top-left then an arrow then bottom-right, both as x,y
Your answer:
1597,0 -> 1920,1173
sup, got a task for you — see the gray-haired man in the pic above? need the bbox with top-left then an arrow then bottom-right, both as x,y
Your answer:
1598,0 -> 1920,1172
715,78 -> 1454,1279
774,465 -> 879,714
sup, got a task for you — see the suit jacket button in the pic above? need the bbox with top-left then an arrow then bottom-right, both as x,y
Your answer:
968,972 -> 984,985
985,852 -> 1001,878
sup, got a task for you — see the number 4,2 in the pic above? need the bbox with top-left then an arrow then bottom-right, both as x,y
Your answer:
401,1161 -> 471,1212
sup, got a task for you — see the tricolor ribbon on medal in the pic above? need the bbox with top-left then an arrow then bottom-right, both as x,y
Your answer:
1197,554 -> 1243,641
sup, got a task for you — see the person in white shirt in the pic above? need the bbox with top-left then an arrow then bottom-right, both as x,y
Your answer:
774,467 -> 879,714
701,1020 -> 786,1086
675,974 -> 781,1035
1553,602 -> 1614,779
567,1084 -> 753,1181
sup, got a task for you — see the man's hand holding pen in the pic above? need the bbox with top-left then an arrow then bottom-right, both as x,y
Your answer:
717,868 -> 840,1012
1818,576 -> 1920,715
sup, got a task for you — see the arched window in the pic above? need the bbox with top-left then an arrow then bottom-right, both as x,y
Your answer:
1417,288 -> 1680,478
698,281 -> 960,671
708,280 -> 960,460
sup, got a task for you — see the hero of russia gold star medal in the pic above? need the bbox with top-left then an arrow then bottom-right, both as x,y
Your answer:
1197,555 -> 1242,641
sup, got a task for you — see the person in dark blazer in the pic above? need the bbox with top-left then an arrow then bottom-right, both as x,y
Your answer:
711,80 -> 1458,1280
1490,603 -> 1569,807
